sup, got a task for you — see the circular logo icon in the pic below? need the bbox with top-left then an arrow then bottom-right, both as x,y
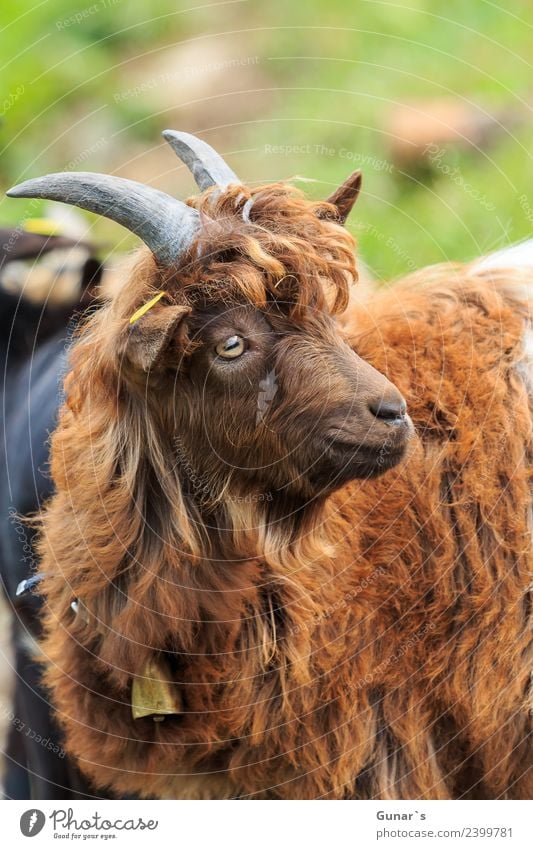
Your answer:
20,810 -> 46,837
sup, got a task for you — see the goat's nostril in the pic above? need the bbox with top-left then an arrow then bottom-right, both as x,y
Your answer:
369,395 -> 407,423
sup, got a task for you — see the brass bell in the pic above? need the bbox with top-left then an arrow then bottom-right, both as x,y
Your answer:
131,656 -> 182,722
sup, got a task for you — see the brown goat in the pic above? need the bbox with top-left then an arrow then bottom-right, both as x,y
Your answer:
8,133 -> 532,799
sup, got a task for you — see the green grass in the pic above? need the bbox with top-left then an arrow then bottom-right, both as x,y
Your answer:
1,0 -> 532,277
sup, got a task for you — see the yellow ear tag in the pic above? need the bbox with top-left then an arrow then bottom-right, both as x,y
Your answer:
129,291 -> 167,325
23,218 -> 63,236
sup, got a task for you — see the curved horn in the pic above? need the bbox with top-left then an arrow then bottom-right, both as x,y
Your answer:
163,130 -> 241,191
6,172 -> 200,265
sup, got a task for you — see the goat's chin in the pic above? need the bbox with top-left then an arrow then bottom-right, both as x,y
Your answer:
305,442 -> 408,494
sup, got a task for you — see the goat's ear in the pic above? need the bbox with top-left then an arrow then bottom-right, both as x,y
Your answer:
324,170 -> 362,224
125,304 -> 190,372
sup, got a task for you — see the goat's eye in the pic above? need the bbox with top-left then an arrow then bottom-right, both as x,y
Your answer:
215,335 -> 246,359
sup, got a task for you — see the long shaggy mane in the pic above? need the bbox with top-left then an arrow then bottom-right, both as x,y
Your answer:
35,182 -> 532,799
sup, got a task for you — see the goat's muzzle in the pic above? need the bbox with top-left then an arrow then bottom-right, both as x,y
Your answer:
301,351 -> 413,491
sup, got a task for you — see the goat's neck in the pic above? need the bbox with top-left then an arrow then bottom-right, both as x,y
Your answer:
192,488 -> 337,577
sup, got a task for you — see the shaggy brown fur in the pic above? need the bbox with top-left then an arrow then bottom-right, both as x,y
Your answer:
37,182 -> 532,799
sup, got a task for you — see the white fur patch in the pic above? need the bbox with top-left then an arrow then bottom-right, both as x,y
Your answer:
471,240 -> 533,396
472,239 -> 533,273
516,327 -> 533,395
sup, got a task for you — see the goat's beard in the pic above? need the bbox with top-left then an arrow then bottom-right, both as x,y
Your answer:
173,426 -> 408,563
211,489 -> 337,570
174,456 -> 334,564
176,446 -> 405,557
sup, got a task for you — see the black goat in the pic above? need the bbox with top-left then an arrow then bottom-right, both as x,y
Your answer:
0,229 -> 102,797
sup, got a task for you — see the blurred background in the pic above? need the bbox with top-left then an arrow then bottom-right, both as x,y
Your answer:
1,0 -> 532,278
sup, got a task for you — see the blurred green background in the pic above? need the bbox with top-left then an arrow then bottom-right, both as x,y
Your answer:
1,0 -> 532,280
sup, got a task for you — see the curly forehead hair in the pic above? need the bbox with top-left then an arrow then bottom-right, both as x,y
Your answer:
153,181 -> 357,317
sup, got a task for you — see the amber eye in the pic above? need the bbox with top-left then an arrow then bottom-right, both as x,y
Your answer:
215,335 -> 246,359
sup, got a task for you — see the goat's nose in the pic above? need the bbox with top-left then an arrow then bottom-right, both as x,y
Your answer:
369,394 -> 407,424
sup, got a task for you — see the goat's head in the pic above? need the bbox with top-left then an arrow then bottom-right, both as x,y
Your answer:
8,133 -> 412,510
